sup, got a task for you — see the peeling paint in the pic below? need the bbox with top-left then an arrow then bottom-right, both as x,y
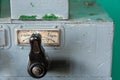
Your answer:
19,15 -> 37,20
42,14 -> 62,20
30,2 -> 34,7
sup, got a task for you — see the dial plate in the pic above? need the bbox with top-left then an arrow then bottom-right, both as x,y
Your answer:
17,29 -> 60,46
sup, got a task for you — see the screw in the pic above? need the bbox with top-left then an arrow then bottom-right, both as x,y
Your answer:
20,26 -> 23,28
55,26 -> 58,28
20,46 -> 24,49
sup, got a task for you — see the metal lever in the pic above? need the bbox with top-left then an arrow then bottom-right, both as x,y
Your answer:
28,33 -> 48,78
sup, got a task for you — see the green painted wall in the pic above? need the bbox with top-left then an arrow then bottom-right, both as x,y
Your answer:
97,0 -> 120,80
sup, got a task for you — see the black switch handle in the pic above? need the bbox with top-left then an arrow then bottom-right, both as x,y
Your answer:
28,33 -> 48,78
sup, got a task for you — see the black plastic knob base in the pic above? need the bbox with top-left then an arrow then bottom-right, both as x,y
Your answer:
28,62 -> 47,78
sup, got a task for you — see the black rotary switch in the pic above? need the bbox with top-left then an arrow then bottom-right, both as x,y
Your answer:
28,33 -> 48,78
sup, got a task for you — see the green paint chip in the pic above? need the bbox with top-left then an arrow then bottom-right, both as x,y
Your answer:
19,15 -> 37,20
42,14 -> 62,20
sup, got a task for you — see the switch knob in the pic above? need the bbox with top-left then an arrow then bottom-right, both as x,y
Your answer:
28,33 -> 48,78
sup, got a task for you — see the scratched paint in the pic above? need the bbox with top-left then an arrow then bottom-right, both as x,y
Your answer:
30,2 -> 34,7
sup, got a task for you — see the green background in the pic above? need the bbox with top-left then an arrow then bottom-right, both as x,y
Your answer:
97,0 -> 120,80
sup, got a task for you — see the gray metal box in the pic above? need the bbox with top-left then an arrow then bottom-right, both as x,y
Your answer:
10,0 -> 69,20
0,0 -> 113,80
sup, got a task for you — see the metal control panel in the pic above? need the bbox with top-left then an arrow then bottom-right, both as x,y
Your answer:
0,0 -> 113,80
0,22 -> 113,80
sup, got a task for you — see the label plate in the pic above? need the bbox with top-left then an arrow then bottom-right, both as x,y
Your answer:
16,29 -> 60,46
